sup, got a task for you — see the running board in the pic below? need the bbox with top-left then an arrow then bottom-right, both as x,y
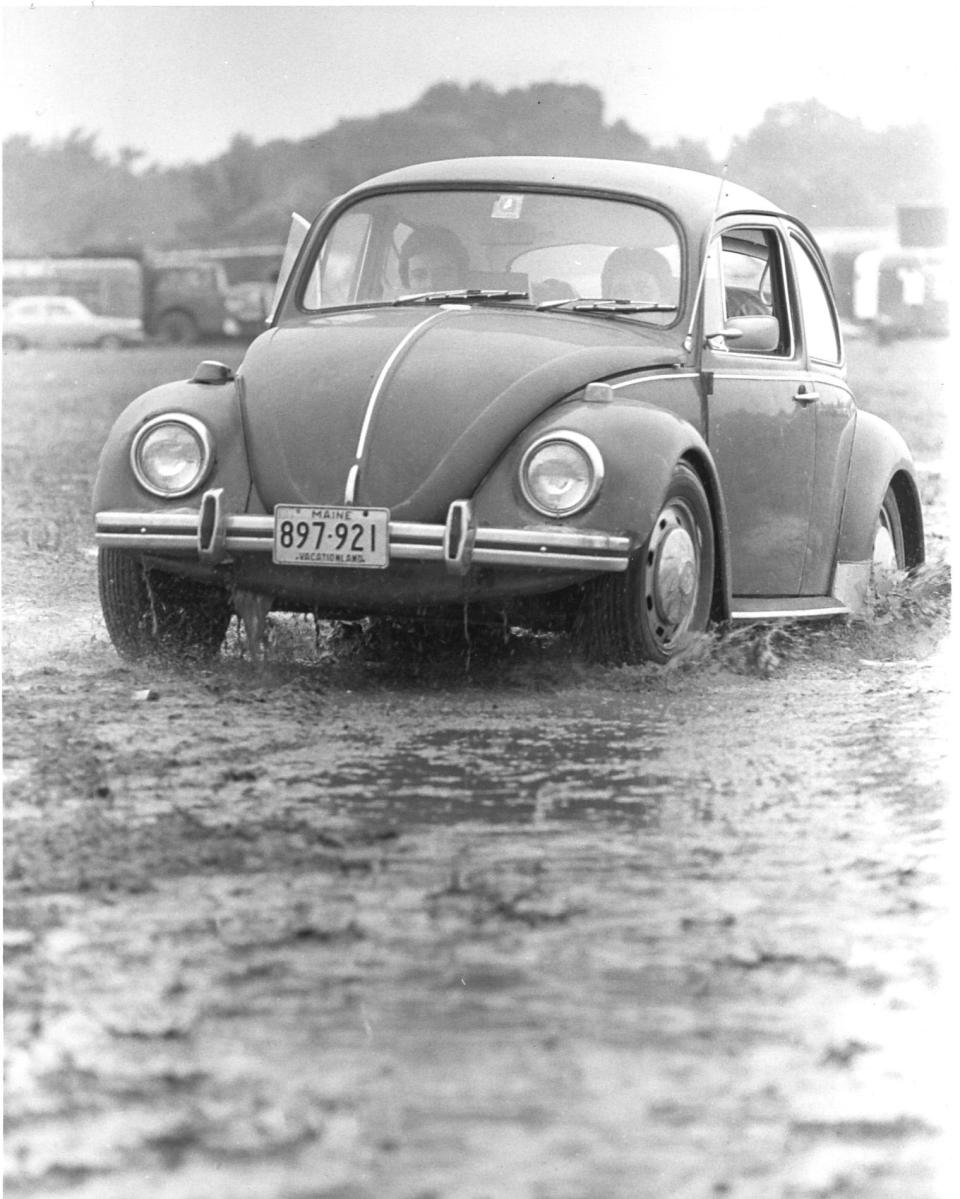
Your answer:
730,596 -> 850,622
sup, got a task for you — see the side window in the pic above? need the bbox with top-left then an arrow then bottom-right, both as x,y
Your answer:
720,227 -> 789,355
705,226 -> 789,355
790,235 -> 841,363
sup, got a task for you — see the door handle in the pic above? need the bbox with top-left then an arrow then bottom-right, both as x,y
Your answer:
793,385 -> 820,406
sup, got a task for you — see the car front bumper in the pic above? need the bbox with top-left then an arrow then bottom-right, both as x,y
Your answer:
95,489 -> 631,576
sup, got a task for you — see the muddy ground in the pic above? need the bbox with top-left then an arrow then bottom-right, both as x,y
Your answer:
2,338 -> 954,1198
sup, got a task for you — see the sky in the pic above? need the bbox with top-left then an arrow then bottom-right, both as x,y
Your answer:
0,2 -> 951,169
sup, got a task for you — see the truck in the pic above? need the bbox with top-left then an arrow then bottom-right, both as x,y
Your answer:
2,245 -> 284,344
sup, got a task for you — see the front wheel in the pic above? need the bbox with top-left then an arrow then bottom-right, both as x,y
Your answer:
576,462 -> 715,664
98,548 -> 231,661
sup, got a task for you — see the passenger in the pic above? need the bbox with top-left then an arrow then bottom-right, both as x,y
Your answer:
398,226 -> 470,293
601,246 -> 673,302
531,277 -> 577,304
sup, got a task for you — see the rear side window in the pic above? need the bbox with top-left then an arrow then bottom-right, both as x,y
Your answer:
790,235 -> 842,363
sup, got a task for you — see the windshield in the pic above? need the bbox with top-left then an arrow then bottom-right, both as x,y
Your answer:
299,189 -> 682,324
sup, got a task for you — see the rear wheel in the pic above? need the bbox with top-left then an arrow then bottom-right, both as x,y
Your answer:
577,462 -> 715,664
871,486 -> 906,597
873,487 -> 905,568
98,548 -> 231,661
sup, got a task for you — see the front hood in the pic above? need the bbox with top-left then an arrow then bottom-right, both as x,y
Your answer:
239,305 -> 681,521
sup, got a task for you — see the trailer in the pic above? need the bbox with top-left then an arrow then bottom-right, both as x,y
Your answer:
2,256 -> 144,320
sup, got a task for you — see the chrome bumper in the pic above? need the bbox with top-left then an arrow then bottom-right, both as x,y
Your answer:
95,490 -> 631,574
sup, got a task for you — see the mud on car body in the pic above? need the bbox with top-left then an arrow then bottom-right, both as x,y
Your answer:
93,157 -> 924,663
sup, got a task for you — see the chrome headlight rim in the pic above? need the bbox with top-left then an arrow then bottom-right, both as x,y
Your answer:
519,430 -> 605,519
131,413 -> 214,498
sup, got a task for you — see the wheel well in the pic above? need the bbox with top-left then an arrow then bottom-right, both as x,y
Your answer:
680,448 -> 731,624
890,469 -> 925,570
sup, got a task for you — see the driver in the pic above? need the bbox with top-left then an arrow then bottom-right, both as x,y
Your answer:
398,226 -> 470,293
601,246 -> 672,302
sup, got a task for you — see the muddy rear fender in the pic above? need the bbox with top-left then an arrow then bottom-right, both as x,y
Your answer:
92,376 -> 254,515
835,411 -> 924,568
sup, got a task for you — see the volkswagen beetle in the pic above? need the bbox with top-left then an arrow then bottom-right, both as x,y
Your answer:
93,157 -> 924,663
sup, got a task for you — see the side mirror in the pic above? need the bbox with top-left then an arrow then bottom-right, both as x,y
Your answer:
721,314 -> 780,352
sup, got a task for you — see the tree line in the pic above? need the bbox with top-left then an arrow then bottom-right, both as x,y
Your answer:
2,82 -> 945,257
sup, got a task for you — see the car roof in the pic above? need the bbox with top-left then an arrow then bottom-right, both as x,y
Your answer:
350,156 -> 783,227
7,295 -> 65,306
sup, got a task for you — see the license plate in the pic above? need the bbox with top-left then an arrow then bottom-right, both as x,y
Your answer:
273,505 -> 389,568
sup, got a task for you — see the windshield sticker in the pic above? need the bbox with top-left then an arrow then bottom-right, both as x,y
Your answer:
492,194 -> 524,220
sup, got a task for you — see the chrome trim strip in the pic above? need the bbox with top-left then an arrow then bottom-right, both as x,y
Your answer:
346,308 -> 467,501
97,533 -> 200,552
711,372 -> 812,383
472,527 -> 627,551
709,371 -> 853,400
729,602 -> 849,621
472,548 -> 627,572
604,372 -> 699,390
602,369 -> 852,401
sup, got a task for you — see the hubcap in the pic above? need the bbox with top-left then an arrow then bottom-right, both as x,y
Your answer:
645,502 -> 700,641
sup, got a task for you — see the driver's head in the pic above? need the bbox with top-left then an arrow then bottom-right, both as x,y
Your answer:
399,226 -> 469,292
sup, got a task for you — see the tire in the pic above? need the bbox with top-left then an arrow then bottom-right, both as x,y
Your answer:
576,462 -> 715,664
872,486 -> 906,578
98,335 -> 124,351
155,310 -> 199,345
98,548 -> 231,662
3,334 -> 28,352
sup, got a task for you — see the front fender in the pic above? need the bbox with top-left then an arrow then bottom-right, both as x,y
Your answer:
92,375 -> 254,516
473,397 -> 732,617
836,411 -> 925,567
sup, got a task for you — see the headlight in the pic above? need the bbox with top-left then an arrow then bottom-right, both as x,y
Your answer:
131,414 -> 213,497
519,432 -> 604,518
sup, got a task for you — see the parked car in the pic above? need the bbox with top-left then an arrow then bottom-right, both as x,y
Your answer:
93,157 -> 924,664
3,294 -> 145,351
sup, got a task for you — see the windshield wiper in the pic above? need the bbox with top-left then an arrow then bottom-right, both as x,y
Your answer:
393,288 -> 529,306
536,297 -> 678,314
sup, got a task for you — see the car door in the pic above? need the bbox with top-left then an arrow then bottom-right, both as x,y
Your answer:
12,299 -> 47,345
786,228 -> 857,595
701,221 -> 817,597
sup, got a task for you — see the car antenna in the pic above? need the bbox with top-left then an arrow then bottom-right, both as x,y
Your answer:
683,165 -> 728,354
